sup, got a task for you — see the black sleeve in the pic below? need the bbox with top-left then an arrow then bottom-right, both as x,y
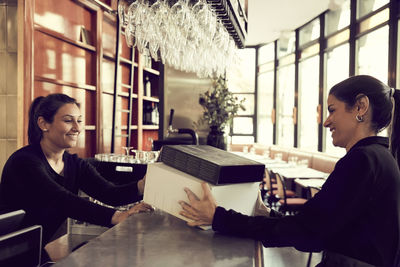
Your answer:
3,154 -> 115,228
212,207 -> 322,251
212,148 -> 376,251
74,157 -> 142,206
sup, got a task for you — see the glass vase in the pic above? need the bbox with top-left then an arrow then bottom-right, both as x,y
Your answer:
207,126 -> 227,150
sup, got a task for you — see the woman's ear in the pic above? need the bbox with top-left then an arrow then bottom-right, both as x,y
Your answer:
355,94 -> 370,116
37,116 -> 49,132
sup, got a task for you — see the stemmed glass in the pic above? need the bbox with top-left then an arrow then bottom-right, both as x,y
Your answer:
122,146 -> 133,155
117,0 -> 238,78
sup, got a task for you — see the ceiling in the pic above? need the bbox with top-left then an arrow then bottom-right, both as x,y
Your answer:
246,0 -> 332,46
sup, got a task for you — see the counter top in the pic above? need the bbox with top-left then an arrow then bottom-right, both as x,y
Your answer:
54,209 -> 262,267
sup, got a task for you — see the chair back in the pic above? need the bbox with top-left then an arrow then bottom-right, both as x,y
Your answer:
0,224 -> 42,267
264,170 -> 273,191
0,209 -> 25,235
274,173 -> 286,204
309,187 -> 321,198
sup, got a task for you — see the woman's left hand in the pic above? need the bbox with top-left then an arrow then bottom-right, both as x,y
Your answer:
128,201 -> 154,215
179,182 -> 217,227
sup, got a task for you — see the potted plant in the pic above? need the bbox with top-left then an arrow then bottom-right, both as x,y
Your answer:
197,76 -> 245,150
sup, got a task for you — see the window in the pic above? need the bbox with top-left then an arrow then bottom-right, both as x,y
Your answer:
257,71 -> 274,145
324,43 -> 349,157
325,0 -> 350,36
299,19 -> 320,47
227,48 -> 256,144
276,64 -> 295,147
356,25 -> 389,84
298,55 -> 319,151
278,31 -> 295,57
357,0 -> 389,19
258,42 -> 274,64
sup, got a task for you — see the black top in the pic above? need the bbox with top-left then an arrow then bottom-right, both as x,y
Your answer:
212,136 -> 400,267
0,143 -> 142,244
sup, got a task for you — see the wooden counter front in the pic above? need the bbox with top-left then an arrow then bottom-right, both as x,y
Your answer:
54,209 -> 263,267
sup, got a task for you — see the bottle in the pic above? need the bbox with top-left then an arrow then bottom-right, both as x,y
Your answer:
151,103 -> 157,125
155,103 -> 159,125
147,103 -> 153,125
145,76 -> 151,97
143,102 -> 151,125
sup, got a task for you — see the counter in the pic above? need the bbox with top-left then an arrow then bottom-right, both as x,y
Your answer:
54,209 -> 263,267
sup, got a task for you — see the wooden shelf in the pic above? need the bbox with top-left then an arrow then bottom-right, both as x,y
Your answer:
118,91 -> 130,97
103,51 -> 115,60
143,96 -> 160,103
120,57 -> 132,65
85,125 -> 96,130
143,67 -> 160,76
142,125 -> 159,130
103,90 -> 114,95
120,83 -> 131,89
34,24 -> 96,52
35,75 -> 96,91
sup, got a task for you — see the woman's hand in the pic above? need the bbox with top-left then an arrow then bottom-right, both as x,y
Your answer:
137,176 -> 146,195
127,201 -> 153,215
111,202 -> 154,225
179,182 -> 217,227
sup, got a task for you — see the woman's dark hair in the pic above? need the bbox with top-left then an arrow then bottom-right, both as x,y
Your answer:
28,93 -> 80,145
391,89 -> 400,167
329,75 -> 400,166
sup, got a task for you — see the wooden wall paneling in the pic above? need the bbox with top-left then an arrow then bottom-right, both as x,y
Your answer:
95,7 -> 103,154
120,63 -> 131,93
110,15 -> 120,154
22,0 -> 35,146
102,15 -> 116,56
118,95 -> 129,127
35,0 -> 94,44
130,129 -> 138,149
101,58 -> 115,94
84,90 -> 96,126
142,130 -> 158,151
102,92 -> 114,153
120,31 -> 132,60
136,51 -> 143,150
34,31 -> 96,87
126,36 -> 135,148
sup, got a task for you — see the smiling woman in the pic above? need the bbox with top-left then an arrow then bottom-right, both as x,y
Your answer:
180,75 -> 400,267
0,93 -> 153,264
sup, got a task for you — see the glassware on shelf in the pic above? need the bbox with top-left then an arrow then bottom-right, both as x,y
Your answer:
95,150 -> 160,164
118,0 -> 238,78
122,146 -> 134,155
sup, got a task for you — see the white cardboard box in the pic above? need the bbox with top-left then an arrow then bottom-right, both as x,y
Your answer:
144,162 -> 259,225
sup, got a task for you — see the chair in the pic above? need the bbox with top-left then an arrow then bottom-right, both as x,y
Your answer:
309,186 -> 321,198
306,186 -> 321,267
264,170 -> 278,206
266,171 -> 297,207
0,210 -> 43,267
274,173 -> 307,214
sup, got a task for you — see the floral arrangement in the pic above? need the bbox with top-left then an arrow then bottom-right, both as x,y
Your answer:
198,77 -> 245,132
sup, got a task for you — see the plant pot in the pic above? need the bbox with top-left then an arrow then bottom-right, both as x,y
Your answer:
207,126 -> 227,150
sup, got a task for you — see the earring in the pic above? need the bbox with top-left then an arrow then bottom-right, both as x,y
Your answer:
42,129 -> 48,132
356,115 -> 364,122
